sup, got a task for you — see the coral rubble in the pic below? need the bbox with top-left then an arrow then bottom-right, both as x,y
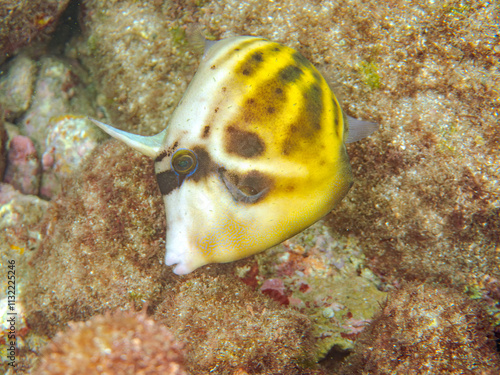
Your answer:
19,56 -> 96,152
341,283 -> 500,374
33,311 -> 187,375
248,220 -> 387,356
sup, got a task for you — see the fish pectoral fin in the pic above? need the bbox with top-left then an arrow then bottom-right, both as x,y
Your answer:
345,115 -> 379,143
88,117 -> 166,158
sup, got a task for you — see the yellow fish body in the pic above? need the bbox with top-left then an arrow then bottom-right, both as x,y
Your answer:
90,36 -> 377,274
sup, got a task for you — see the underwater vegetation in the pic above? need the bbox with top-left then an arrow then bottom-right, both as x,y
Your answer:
0,0 -> 498,374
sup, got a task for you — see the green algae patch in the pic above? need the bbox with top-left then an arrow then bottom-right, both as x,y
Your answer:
358,61 -> 381,90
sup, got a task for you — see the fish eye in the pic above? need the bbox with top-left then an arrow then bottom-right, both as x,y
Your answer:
171,149 -> 197,175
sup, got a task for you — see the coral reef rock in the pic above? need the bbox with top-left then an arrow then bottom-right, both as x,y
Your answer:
19,56 -> 96,152
24,141 -> 170,335
0,55 -> 37,120
34,311 -> 187,375
78,0 -> 200,135
0,0 -> 71,64
40,115 -> 106,199
155,274 -> 322,375
341,283 -> 500,374
4,135 -> 41,195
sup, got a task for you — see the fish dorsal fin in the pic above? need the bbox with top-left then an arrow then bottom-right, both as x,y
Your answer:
203,38 -> 219,58
88,117 -> 165,158
345,115 -> 379,143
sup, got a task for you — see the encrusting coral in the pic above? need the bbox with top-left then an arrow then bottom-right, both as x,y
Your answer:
340,283 -> 500,374
155,274 -> 324,375
33,311 -> 187,375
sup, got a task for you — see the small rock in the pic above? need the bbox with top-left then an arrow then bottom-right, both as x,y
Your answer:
19,56 -> 96,152
40,115 -> 106,199
0,183 -> 49,229
0,55 -> 36,120
4,135 -> 41,195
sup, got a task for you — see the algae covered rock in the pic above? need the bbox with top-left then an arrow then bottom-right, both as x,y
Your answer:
78,0 -> 199,135
0,0 -> 71,64
155,274 -> 322,375
24,140 -> 170,335
341,283 -> 500,374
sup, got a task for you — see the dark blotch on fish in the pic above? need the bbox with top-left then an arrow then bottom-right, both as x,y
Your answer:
225,126 -> 265,158
190,146 -> 216,183
202,125 -> 211,138
279,65 -> 303,83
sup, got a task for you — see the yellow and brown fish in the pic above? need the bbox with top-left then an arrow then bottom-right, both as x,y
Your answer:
89,36 -> 377,275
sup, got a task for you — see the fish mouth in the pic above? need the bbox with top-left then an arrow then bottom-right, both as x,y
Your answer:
218,168 -> 270,204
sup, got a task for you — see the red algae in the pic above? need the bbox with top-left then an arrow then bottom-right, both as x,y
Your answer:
0,0 -> 71,64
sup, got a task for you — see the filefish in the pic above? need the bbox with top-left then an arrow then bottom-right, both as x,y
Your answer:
89,36 -> 378,275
